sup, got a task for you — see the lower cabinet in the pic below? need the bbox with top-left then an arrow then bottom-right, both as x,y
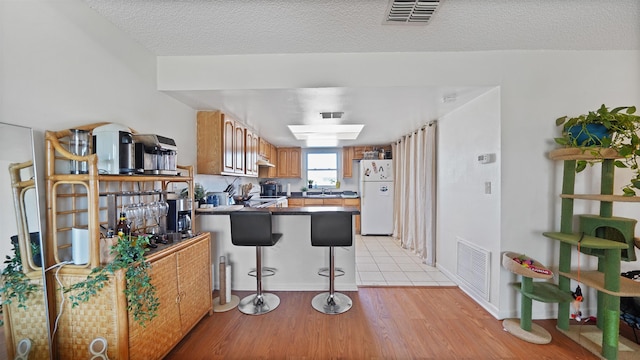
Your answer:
52,233 -> 212,360
4,275 -> 51,360
287,198 -> 361,234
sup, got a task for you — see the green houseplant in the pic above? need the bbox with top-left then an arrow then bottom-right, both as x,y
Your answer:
0,241 -> 40,323
555,104 -> 640,195
64,234 -> 159,326
181,182 -> 206,205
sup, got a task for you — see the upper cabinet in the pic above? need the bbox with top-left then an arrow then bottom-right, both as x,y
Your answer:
258,140 -> 278,178
259,138 -> 269,158
276,147 -> 301,178
245,129 -> 258,176
342,145 -> 392,178
342,146 -> 355,178
197,110 -> 259,177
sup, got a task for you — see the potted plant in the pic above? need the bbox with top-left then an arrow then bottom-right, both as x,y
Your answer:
181,182 -> 207,206
64,234 -> 159,326
301,187 -> 308,196
307,180 -> 314,189
0,241 -> 40,321
555,104 -> 640,195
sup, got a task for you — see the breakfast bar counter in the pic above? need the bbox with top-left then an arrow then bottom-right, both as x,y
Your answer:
196,206 -> 360,292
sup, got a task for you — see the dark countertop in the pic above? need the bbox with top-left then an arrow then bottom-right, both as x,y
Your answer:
270,191 -> 360,199
196,206 -> 360,215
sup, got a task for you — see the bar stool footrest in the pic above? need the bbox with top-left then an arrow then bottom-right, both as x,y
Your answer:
318,267 -> 345,278
247,267 -> 277,278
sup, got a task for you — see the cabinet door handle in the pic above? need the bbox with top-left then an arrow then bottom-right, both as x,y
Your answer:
176,294 -> 181,304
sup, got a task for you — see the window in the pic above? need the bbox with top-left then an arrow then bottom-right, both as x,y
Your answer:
306,152 -> 338,188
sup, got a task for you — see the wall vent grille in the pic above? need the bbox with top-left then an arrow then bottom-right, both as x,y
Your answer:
456,237 -> 490,301
385,0 -> 441,24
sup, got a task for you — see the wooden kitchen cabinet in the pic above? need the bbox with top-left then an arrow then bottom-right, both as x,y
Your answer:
268,144 -> 278,177
258,140 -> 279,178
259,138 -> 269,158
287,198 -> 304,207
342,145 -> 391,178
352,145 -> 392,160
343,198 -> 361,234
342,146 -> 355,178
245,129 -> 258,176
286,197 -> 361,233
197,110 -> 259,177
276,147 -> 301,178
234,122 -> 246,175
303,198 -> 325,206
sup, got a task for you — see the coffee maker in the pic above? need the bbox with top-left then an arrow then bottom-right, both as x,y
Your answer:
167,199 -> 192,237
93,123 -> 139,175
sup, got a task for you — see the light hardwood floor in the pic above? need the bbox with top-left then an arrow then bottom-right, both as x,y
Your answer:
165,288 -> 605,359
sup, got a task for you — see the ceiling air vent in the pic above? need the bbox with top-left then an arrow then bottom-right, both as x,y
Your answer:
320,112 -> 344,119
385,0 -> 441,24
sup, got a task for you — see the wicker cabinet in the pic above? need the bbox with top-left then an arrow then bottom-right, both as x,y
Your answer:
128,235 -> 212,360
45,124 -> 212,359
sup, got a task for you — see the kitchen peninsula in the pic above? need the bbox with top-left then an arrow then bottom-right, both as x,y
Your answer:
196,206 -> 360,292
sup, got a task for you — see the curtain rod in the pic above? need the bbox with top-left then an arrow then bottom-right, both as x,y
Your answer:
395,120 -> 437,143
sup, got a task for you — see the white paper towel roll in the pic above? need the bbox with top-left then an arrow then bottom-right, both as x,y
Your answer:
72,228 -> 90,265
287,183 -> 291,196
225,265 -> 231,303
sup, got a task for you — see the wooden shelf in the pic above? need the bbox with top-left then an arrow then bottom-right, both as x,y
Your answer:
543,232 -> 629,250
510,282 -> 574,303
47,173 -> 192,182
549,147 -> 622,160
559,270 -> 640,297
560,194 -> 640,202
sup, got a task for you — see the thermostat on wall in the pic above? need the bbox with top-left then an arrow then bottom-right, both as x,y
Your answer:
477,153 -> 495,164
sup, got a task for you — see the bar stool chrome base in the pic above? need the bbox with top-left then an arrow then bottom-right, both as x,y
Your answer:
311,292 -> 352,315
238,293 -> 280,315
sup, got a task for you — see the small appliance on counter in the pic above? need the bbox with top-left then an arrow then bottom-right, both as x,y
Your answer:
260,181 -> 281,197
167,198 -> 192,237
93,123 -> 138,175
132,134 -> 178,175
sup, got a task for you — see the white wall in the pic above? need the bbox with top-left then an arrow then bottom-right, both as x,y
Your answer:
1,0 -> 196,249
1,0 -> 196,173
437,88 -> 501,314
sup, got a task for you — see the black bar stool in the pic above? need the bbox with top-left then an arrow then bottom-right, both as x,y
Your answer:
310,212 -> 353,314
230,211 -> 282,315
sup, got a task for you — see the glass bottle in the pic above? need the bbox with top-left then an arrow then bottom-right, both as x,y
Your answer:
116,212 -> 131,239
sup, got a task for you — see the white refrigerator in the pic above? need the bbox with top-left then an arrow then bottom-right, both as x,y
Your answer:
359,159 -> 394,235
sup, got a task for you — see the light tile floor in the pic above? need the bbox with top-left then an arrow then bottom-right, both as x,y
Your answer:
356,235 -> 457,286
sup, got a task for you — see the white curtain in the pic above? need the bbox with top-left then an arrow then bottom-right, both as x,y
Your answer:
392,123 -> 437,265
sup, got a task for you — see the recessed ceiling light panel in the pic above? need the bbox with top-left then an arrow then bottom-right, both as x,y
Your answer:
288,124 -> 364,141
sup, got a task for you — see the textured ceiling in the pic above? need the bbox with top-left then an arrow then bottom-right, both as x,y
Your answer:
83,0 -> 639,55
80,0 -> 639,147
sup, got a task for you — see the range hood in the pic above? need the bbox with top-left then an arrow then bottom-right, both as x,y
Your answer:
256,159 -> 275,167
